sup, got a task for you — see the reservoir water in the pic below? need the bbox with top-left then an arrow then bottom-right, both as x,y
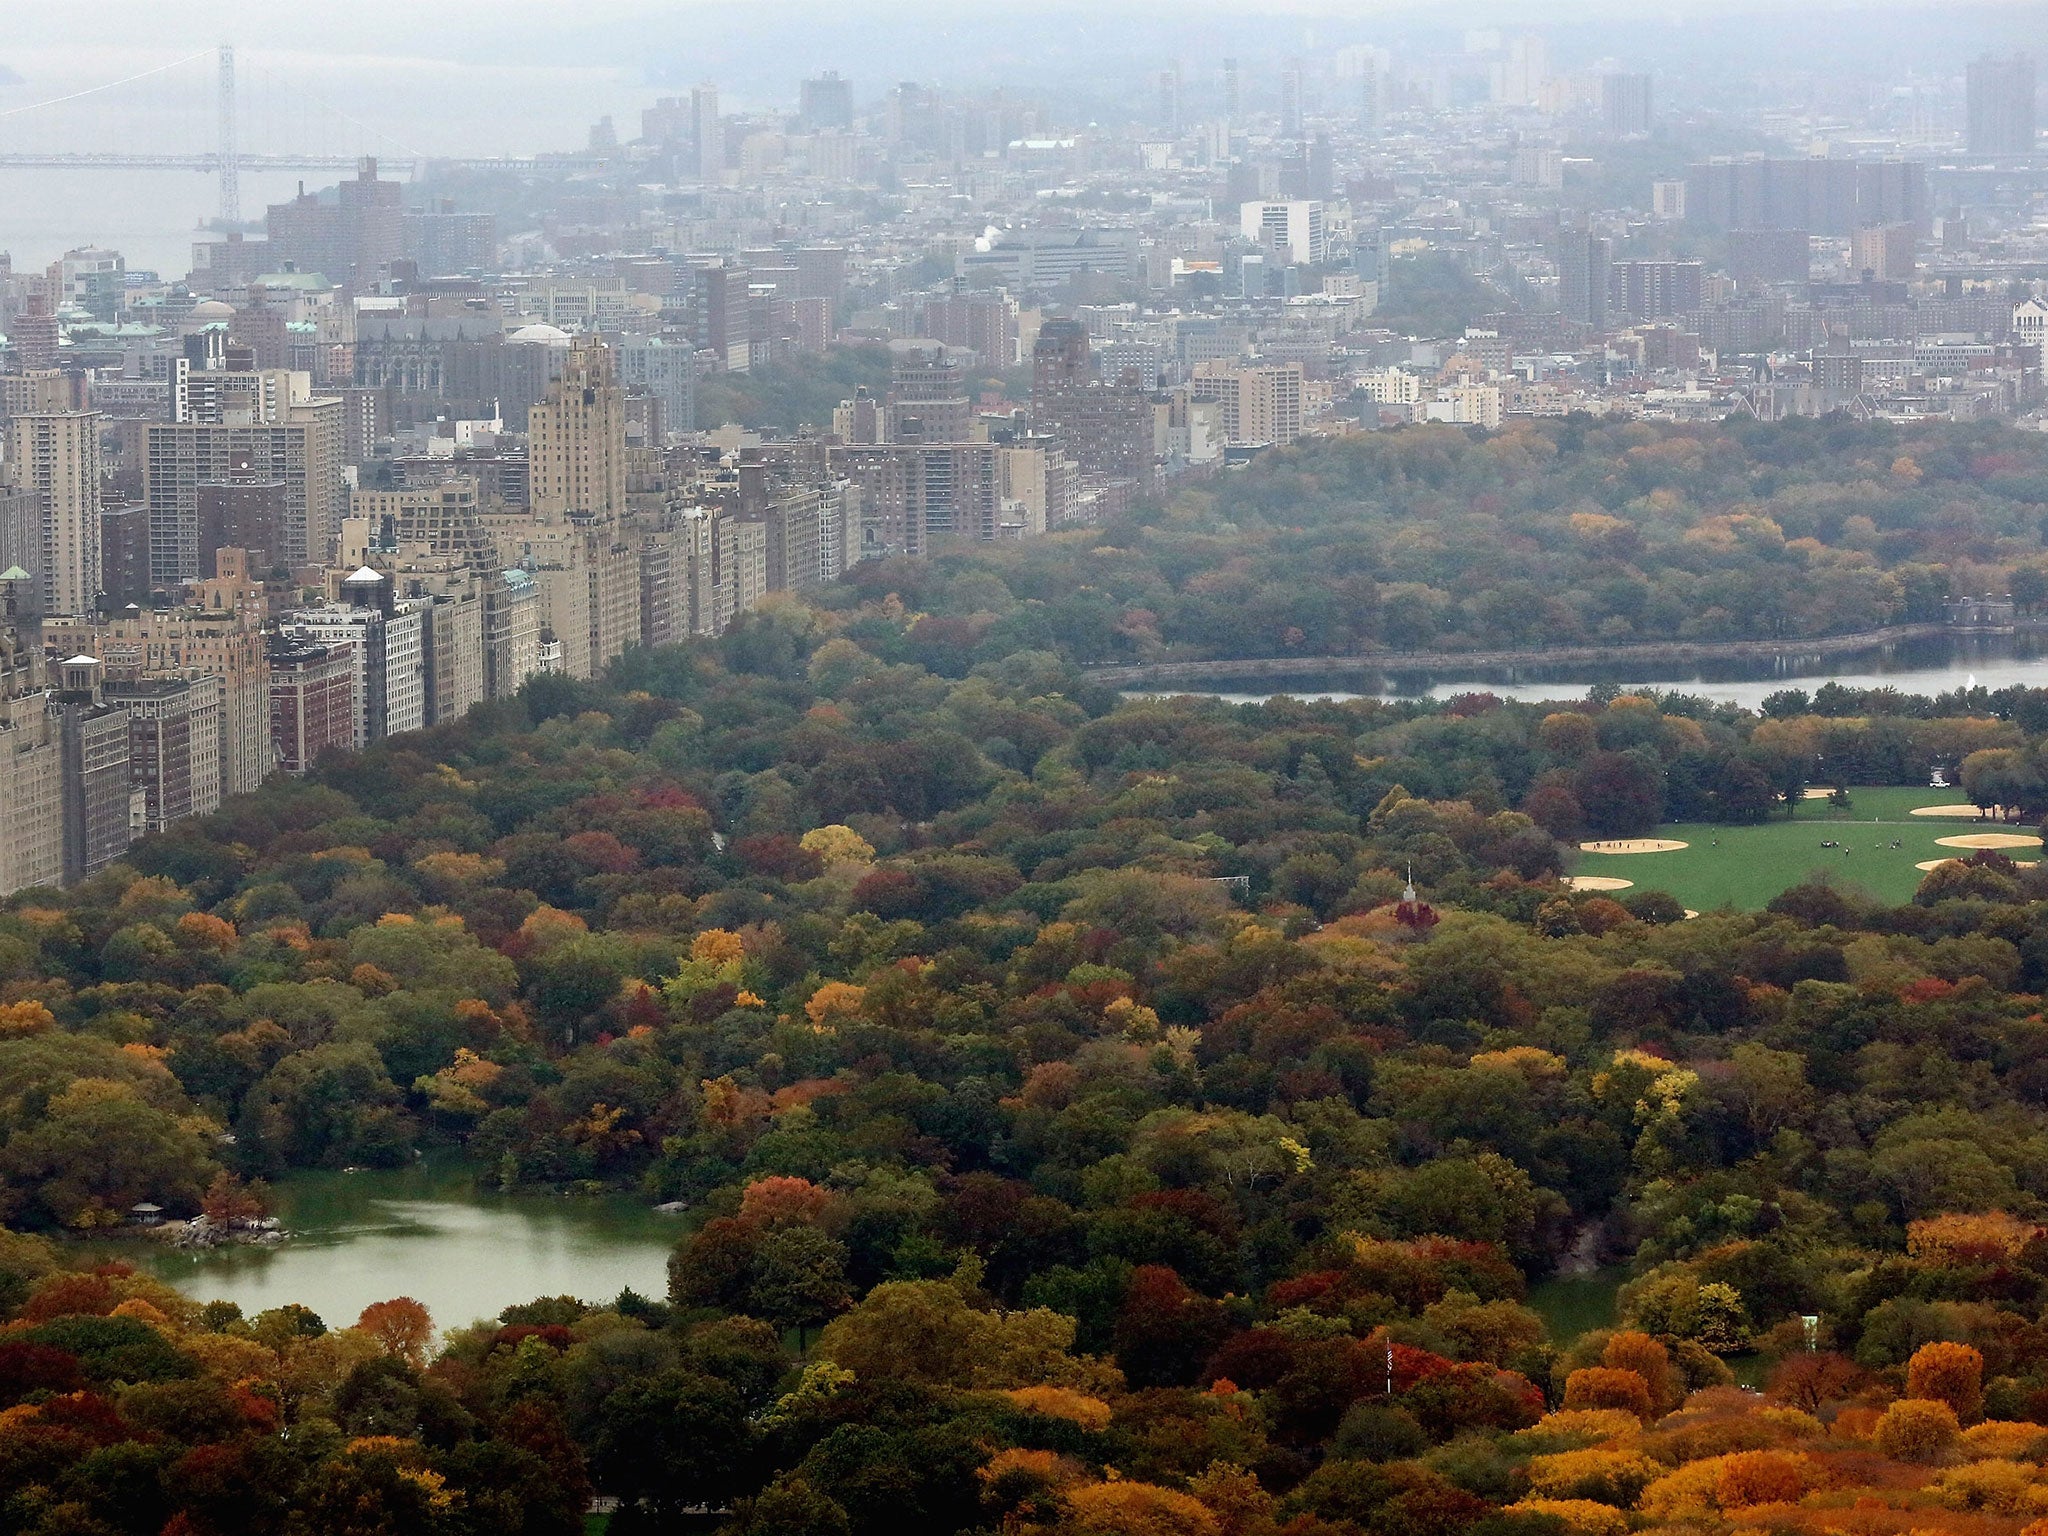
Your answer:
1128,630 -> 2048,711
103,1161 -> 681,1335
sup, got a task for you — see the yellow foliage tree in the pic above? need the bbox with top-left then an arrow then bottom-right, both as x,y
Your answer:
175,911 -> 237,950
1527,1409 -> 1647,1445
1873,1398 -> 1961,1463
799,825 -> 876,866
1931,1459 -> 2048,1516
517,906 -> 588,952
1186,1462 -> 1276,1536
1638,1459 -> 1729,1521
691,928 -> 747,964
1962,1422 -> 2048,1460
1526,1448 -> 1667,1505
1064,1479 -> 1223,1536
0,1000 -> 55,1039
1507,1499 -> 1630,1536
1005,1385 -> 1114,1431
1907,1212 -> 2040,1264
110,1297 -> 172,1328
805,981 -> 866,1029
1469,1046 -> 1568,1079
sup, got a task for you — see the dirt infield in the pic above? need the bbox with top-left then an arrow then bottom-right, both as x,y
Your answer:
1917,857 -> 2037,871
1911,804 -> 1994,818
1566,875 -> 1635,892
1576,838 -> 1689,854
1934,832 -> 2044,850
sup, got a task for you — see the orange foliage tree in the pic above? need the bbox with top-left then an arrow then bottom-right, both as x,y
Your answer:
1907,1341 -> 1985,1424
1713,1450 -> 1811,1509
356,1297 -> 434,1371
1765,1351 -> 1865,1414
1562,1367 -> 1654,1420
1601,1331 -> 1678,1414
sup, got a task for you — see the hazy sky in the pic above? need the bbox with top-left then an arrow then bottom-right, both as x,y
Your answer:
0,0 -> 2032,272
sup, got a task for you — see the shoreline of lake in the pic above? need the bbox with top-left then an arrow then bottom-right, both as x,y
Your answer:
1088,621 -> 1960,689
1116,628 -> 2048,711
79,1160 -> 683,1333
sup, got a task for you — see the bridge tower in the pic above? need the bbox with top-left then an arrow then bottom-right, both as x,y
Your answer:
217,44 -> 240,226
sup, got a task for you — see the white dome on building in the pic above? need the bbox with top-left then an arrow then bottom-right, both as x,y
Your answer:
507,322 -> 573,346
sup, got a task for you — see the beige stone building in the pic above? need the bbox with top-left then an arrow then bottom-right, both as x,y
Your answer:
6,410 -> 102,616
529,339 -> 627,520
1189,360 -> 1306,447
42,550 -> 270,798
0,576 -> 62,895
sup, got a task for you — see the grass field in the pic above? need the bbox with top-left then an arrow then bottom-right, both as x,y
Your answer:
1525,1268 -> 1624,1344
1570,786 -> 2030,911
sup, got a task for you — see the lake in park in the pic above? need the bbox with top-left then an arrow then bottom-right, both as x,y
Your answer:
1130,629 -> 2048,710
97,1160 -> 681,1335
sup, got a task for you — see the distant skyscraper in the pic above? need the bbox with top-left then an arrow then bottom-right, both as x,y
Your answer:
145,369 -> 343,581
1966,56 -> 2036,156
9,296 -> 58,372
1609,260 -> 1704,321
1557,230 -> 1611,329
1031,322 -> 1154,493
269,638 -> 356,775
1222,57 -> 1240,118
1309,132 -> 1335,199
1500,35 -> 1548,107
8,411 -> 101,617
51,248 -> 124,323
1602,73 -> 1652,136
886,347 -> 972,444
1240,201 -> 1328,266
98,504 -> 149,611
1158,67 -> 1180,134
1280,59 -> 1304,137
0,489 -> 41,604
800,72 -> 855,132
1360,60 -> 1380,137
1684,158 -> 1926,235
266,158 -> 402,290
1849,223 -> 1918,283
528,339 -> 626,519
691,84 -> 723,179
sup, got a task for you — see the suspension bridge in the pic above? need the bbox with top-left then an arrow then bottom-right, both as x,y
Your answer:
0,47 -> 547,226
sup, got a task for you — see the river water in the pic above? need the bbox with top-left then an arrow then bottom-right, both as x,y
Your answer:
101,1161 -> 681,1335
1128,631 -> 2048,711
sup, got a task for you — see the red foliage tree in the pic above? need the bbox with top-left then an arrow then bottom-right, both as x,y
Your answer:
1113,1264 -> 1232,1389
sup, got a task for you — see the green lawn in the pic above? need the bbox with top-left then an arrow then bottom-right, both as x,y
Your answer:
1525,1268 -> 1625,1345
1570,786 -> 2030,911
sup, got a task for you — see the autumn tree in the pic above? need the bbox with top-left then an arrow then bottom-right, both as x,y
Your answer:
1906,1341 -> 1984,1424
357,1298 -> 434,1372
1874,1397 -> 1960,1462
